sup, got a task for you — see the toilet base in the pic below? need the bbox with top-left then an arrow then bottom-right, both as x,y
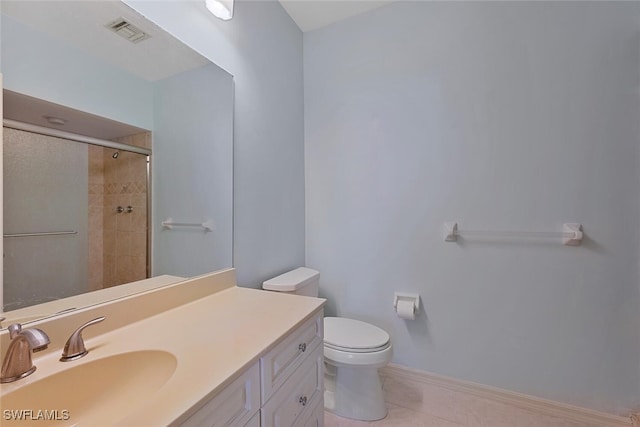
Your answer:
324,363 -> 387,421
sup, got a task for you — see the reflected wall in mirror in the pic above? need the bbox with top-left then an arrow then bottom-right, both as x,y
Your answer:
1,1 -> 234,321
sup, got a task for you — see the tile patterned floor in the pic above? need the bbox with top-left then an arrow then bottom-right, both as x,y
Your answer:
324,373 -> 605,427
325,403 -> 464,427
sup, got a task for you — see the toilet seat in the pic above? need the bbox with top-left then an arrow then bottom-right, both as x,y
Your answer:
324,317 -> 390,352
324,341 -> 390,353
323,317 -> 393,367
324,341 -> 393,368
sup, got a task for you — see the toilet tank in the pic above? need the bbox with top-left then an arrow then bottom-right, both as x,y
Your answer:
262,267 -> 320,297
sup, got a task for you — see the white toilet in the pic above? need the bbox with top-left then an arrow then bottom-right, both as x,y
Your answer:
263,267 -> 393,421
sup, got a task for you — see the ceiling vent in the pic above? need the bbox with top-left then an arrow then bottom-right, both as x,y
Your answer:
105,18 -> 151,44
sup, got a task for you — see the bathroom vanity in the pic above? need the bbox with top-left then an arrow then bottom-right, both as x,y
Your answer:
181,310 -> 324,427
0,269 -> 326,426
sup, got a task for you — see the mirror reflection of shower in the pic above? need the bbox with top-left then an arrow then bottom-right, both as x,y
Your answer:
2,96 -> 151,311
88,143 -> 150,292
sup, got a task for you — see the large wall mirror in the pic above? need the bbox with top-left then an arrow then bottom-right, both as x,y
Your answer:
0,1 -> 234,325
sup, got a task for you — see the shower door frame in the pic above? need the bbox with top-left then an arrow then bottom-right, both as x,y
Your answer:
1,118 -> 152,309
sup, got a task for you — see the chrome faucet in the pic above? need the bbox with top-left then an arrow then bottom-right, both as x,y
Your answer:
1,323 -> 50,383
60,316 -> 105,362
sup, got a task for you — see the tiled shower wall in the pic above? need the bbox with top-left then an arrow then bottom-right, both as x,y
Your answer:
88,132 -> 150,290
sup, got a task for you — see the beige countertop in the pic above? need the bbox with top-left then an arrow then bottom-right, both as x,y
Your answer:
0,269 -> 325,426
0,275 -> 186,329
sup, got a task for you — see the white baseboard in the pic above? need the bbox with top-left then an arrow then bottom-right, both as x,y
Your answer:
381,363 -> 632,427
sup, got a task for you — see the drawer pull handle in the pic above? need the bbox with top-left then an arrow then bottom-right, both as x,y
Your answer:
298,343 -> 307,352
299,396 -> 308,406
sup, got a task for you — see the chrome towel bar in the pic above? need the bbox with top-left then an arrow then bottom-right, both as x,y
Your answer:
4,231 -> 78,238
443,222 -> 583,246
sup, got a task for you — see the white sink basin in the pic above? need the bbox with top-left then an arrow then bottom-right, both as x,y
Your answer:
0,350 -> 177,426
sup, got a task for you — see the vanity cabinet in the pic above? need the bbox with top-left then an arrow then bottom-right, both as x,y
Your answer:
180,311 -> 324,427
260,312 -> 324,427
260,312 -> 323,401
245,412 -> 261,427
181,363 -> 261,427
261,345 -> 323,427
296,398 -> 324,427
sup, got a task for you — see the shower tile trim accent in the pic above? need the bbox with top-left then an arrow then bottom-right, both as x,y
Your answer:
380,364 -> 632,427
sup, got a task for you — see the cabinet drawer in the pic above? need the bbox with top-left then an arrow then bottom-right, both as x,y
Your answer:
261,344 -> 323,427
244,411 -> 260,427
261,312 -> 323,402
293,397 -> 323,427
181,363 -> 260,427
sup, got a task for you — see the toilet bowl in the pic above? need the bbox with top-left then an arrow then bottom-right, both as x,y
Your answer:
323,317 -> 392,420
263,267 -> 393,421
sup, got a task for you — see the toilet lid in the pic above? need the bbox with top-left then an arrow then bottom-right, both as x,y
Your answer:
324,317 -> 390,352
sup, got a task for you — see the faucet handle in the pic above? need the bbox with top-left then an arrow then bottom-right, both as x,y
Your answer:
60,316 -> 105,362
8,323 -> 22,339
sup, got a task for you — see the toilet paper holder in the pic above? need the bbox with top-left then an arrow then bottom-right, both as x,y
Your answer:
393,292 -> 420,318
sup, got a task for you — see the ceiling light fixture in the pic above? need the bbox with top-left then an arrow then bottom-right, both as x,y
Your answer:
206,0 -> 234,21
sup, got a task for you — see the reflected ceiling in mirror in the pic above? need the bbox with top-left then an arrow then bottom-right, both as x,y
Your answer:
2,0 -> 210,82
3,89 -> 148,140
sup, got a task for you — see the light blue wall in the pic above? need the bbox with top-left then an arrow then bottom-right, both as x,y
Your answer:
0,14 -> 154,130
126,0 -> 305,287
153,64 -> 233,277
304,1 -> 640,415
